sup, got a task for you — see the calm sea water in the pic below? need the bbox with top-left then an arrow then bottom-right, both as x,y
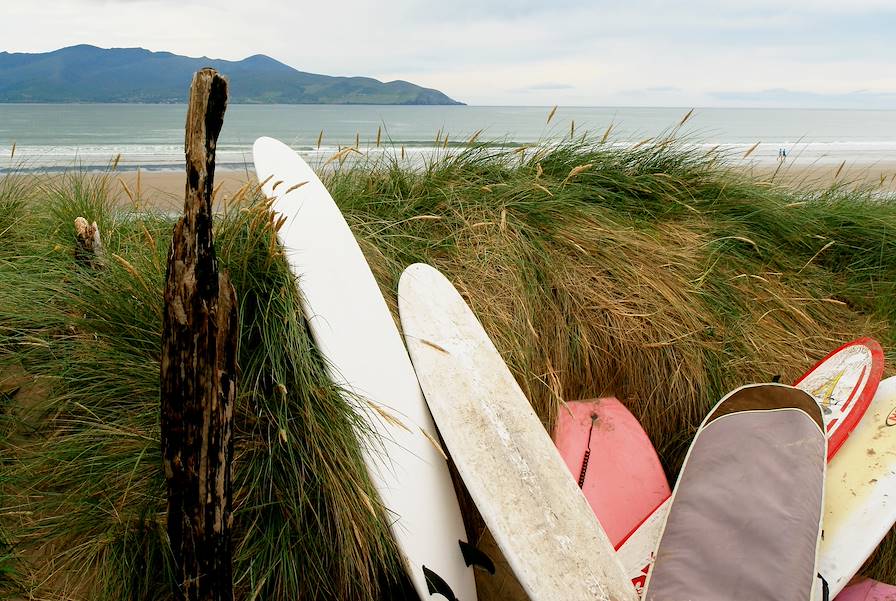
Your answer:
1,104 -> 895,172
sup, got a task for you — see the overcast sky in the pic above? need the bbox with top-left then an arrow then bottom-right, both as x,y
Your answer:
3,0 -> 895,107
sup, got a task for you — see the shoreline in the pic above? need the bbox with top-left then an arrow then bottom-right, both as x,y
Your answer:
4,160 -> 896,210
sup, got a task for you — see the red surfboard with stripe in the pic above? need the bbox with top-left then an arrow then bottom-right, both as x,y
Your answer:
794,337 -> 884,459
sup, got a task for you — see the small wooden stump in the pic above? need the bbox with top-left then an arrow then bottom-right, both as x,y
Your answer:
74,217 -> 105,267
160,68 -> 238,601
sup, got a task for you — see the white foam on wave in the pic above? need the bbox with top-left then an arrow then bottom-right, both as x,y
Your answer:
3,139 -> 896,172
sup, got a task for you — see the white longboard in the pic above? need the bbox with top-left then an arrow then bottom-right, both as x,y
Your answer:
399,263 -> 638,601
815,375 -> 896,597
252,138 -> 476,601
616,338 -> 882,597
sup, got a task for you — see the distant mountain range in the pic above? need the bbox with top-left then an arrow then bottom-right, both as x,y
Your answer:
0,45 -> 463,105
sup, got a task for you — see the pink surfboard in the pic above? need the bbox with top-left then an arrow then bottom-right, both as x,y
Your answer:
835,579 -> 896,601
794,337 -> 884,459
554,397 -> 671,549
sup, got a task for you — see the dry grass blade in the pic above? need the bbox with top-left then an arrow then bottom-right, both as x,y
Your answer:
420,428 -> 448,460
600,123 -> 614,145
743,141 -> 761,159
325,147 -> 361,166
118,177 -> 135,203
834,160 -> 846,180
798,240 -> 835,273
420,338 -> 449,353
257,174 -> 274,190
375,126 -> 382,148
704,235 -> 760,253
533,183 -> 553,196
211,180 -> 224,203
111,253 -> 151,293
546,105 -> 558,125
9,142 -> 15,159
562,163 -> 593,185
467,129 -> 483,146
273,214 -> 288,232
678,108 -> 695,127
140,222 -> 157,252
317,129 -> 324,150
284,181 -> 309,195
365,400 -> 411,433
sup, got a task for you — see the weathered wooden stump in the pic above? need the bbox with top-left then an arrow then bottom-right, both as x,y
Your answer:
73,217 -> 105,267
160,68 -> 238,601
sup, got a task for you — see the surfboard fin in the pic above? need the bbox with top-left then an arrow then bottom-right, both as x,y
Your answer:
817,573 -> 829,601
459,540 -> 495,575
422,566 -> 457,600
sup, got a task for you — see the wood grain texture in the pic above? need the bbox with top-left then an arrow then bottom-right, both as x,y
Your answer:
160,68 -> 238,601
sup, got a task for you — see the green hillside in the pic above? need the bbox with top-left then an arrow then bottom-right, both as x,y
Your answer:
0,45 -> 463,105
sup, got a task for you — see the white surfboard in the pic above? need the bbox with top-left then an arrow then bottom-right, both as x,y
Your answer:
815,375 -> 896,597
616,338 -> 883,597
399,263 -> 638,601
252,138 -> 476,601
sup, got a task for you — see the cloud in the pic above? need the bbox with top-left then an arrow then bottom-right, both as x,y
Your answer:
709,88 -> 896,108
519,83 -> 576,91
1,1 -> 894,105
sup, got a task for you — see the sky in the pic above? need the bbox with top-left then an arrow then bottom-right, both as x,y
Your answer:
2,0 -> 895,107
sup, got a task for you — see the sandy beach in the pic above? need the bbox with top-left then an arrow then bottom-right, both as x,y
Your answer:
115,169 -> 256,210
117,160 -> 896,206
749,161 -> 896,193
4,160 -> 895,214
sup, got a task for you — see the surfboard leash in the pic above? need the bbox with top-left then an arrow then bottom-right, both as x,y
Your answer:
578,413 -> 598,488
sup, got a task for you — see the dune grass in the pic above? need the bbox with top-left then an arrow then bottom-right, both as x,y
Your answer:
0,133 -> 894,599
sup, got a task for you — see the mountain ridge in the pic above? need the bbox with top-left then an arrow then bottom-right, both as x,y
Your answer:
0,45 -> 464,105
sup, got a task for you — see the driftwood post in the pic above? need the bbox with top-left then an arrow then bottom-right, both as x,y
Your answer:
160,68 -> 238,601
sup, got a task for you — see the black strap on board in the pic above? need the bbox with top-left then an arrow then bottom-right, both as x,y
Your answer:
817,573 -> 830,601
423,566 -> 457,600
458,540 -> 495,574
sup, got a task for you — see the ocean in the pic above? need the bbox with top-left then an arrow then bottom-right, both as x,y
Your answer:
1,104 -> 895,172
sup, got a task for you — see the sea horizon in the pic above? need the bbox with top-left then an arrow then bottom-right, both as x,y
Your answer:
2,103 -> 896,173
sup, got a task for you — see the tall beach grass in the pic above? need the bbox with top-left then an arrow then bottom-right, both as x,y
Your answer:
0,129 -> 895,599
